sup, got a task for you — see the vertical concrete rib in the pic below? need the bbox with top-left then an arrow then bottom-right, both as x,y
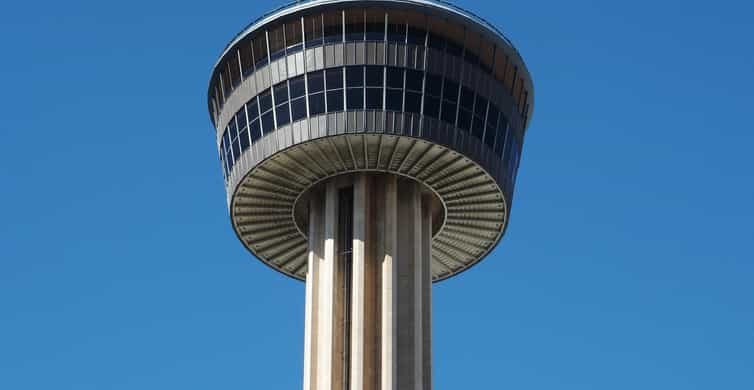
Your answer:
351,174 -> 367,390
304,194 -> 323,390
381,175 -> 398,390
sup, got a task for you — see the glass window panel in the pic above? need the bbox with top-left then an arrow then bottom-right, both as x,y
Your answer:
504,65 -> 516,91
405,91 -> 421,113
365,9 -> 385,41
346,66 -> 364,87
250,119 -> 262,141
385,89 -> 402,111
229,55 -> 241,87
443,79 -> 458,102
309,92 -> 325,115
484,112 -> 497,147
307,71 -> 324,93
494,49 -> 507,82
441,101 -> 456,123
472,116 -> 485,138
386,67 -> 403,89
323,11 -> 343,43
240,39 -> 254,76
232,139 -> 241,162
423,96 -> 440,117
427,17 -> 446,49
457,109 -> 472,131
223,127 -> 231,147
365,88 -> 382,109
239,130 -> 250,151
268,25 -> 285,61
228,118 -> 237,138
259,89 -> 273,113
480,39 -> 494,73
365,66 -> 383,87
464,31 -> 480,65
407,25 -> 426,45
326,68 -> 343,89
444,22 -> 464,56
345,10 -> 364,41
474,95 -> 488,118
486,105 -> 499,130
261,111 -> 275,133
276,104 -> 290,126
286,19 -> 303,51
289,75 -> 306,99
494,122 -> 507,156
386,12 -> 406,42
326,90 -> 344,111
274,82 -> 289,105
425,73 -> 441,96
305,13 -> 323,47
236,109 -> 247,130
427,32 -> 444,50
405,69 -> 423,92
221,69 -> 232,97
253,34 -> 268,67
247,98 -> 259,120
459,87 -> 474,111
291,97 -> 307,121
347,88 -> 364,109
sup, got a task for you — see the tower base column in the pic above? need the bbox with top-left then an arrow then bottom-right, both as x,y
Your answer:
302,173 -> 437,390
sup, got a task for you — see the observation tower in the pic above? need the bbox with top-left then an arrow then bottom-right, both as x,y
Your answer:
206,1 -> 533,388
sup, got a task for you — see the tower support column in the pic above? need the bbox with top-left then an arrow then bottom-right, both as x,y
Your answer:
303,173 -> 435,390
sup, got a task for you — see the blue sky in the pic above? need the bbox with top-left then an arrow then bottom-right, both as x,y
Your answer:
1,0 -> 753,389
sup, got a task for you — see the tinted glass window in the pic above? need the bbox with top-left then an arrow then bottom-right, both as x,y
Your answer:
365,10 -> 384,41
405,91 -> 421,114
236,110 -> 247,129
250,119 -> 262,141
268,25 -> 285,61
308,71 -> 324,93
365,66 -> 383,87
457,109 -> 472,131
274,83 -> 289,105
387,19 -> 405,42
346,66 -> 364,87
291,97 -> 307,121
425,74 -> 441,96
239,130 -> 250,151
326,68 -> 343,89
286,19 -> 303,53
405,69 -> 423,91
345,11 -> 364,41
443,80 -> 458,102
347,88 -> 364,110
276,104 -> 290,126
247,98 -> 259,120
385,89 -> 402,111
459,87 -> 474,111
423,96 -> 439,118
386,67 -> 403,88
407,26 -> 426,45
261,111 -> 275,133
326,90 -> 343,111
259,90 -> 273,112
309,93 -> 325,115
305,13 -> 323,47
427,32 -> 444,50
366,88 -> 382,109
323,11 -> 343,43
441,101 -> 456,123
289,75 -> 306,99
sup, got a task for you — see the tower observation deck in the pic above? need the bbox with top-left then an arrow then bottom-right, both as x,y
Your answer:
206,1 -> 533,388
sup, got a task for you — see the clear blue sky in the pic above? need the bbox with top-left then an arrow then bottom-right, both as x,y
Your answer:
1,0 -> 752,389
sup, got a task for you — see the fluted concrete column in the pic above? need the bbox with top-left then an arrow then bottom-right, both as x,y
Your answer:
303,174 -> 434,390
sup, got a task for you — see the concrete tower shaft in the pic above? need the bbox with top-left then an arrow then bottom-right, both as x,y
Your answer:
303,174 -> 435,390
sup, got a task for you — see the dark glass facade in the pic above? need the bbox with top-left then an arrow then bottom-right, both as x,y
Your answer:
218,64 -> 514,179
